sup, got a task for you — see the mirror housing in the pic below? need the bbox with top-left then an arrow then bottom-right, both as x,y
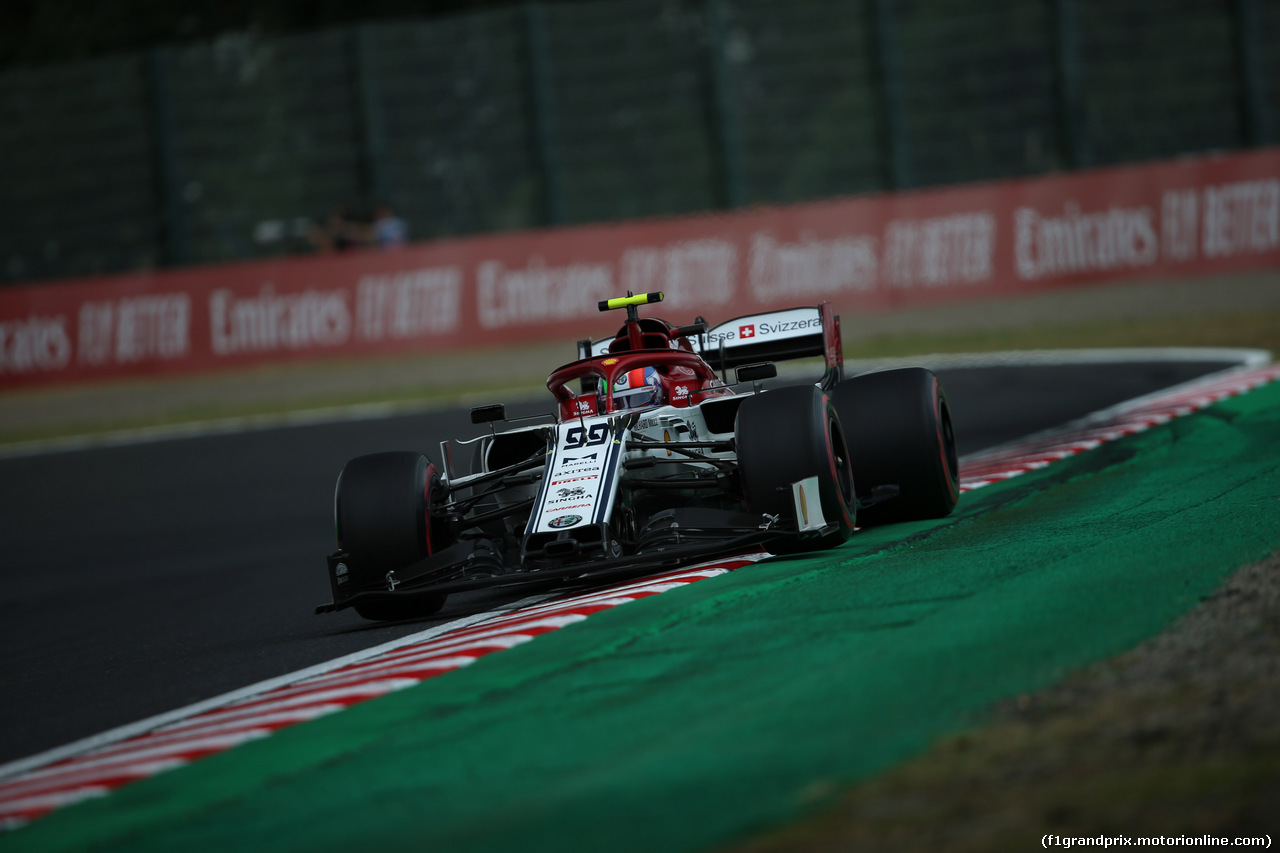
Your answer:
470,404 -> 506,425
735,362 -> 777,383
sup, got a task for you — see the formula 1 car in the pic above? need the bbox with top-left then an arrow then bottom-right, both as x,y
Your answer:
318,292 -> 958,621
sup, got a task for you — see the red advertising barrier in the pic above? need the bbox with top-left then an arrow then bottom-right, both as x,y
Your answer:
2,148 -> 1278,389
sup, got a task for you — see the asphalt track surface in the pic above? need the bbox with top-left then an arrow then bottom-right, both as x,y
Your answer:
0,358 -> 1238,767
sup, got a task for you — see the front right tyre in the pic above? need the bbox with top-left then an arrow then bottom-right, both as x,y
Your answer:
334,451 -> 450,621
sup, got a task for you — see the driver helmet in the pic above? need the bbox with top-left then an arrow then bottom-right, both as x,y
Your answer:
612,366 -> 664,410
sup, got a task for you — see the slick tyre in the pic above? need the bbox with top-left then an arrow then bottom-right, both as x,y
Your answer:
334,451 -> 449,620
832,367 -> 959,526
735,384 -> 857,553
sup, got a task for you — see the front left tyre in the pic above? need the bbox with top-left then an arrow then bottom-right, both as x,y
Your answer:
334,451 -> 450,621
831,367 -> 959,526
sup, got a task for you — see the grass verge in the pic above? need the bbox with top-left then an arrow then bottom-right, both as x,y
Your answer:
842,309 -> 1280,360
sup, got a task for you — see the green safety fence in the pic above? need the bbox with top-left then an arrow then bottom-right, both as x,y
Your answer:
1,0 -> 1277,283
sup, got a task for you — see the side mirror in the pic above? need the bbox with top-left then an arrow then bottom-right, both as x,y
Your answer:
735,362 -> 777,383
470,404 -> 506,425
675,321 -> 708,339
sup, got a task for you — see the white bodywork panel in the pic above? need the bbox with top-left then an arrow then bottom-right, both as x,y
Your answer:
791,476 -> 827,532
530,417 -> 627,534
586,306 -> 825,359
692,306 -> 825,354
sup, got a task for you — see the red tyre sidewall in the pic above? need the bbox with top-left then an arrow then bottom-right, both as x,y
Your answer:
817,392 -> 856,533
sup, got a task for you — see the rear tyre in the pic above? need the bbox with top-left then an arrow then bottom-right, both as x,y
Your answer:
334,451 -> 449,620
735,384 -> 857,553
831,368 -> 959,526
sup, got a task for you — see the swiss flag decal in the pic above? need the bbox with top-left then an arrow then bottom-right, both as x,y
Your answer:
740,324 -> 755,339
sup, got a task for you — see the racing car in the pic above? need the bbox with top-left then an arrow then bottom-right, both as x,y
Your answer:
319,292 -> 959,621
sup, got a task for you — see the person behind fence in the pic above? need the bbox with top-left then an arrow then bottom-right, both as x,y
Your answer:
308,203 -> 362,253
369,203 -> 407,249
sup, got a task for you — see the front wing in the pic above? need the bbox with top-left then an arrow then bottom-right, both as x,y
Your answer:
317,523 -> 774,614
316,490 -> 845,615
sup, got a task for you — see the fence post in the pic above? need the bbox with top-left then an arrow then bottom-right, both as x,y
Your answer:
1049,0 -> 1086,169
704,0 -> 746,208
351,24 -> 389,205
144,48 -> 189,266
866,0 -> 911,190
523,2 -> 565,225
1233,0 -> 1271,147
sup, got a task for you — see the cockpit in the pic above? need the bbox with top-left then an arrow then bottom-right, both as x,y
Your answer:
546,291 -> 732,420
547,350 -> 728,419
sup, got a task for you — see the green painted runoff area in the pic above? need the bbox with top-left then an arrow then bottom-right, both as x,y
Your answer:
8,381 -> 1280,853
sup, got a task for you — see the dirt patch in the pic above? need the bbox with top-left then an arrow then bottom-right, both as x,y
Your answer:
730,552 -> 1280,852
